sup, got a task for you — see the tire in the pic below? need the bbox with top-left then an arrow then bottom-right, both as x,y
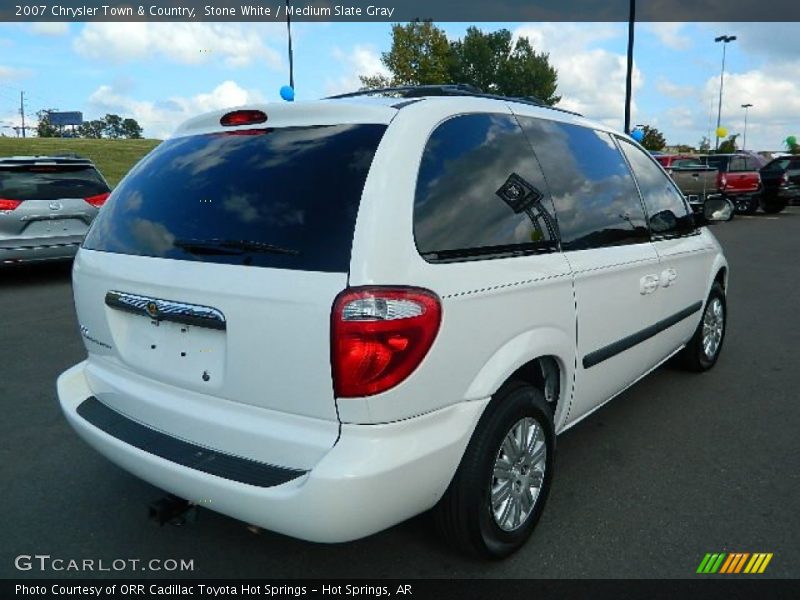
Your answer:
678,282 -> 727,372
434,380 -> 555,559
734,196 -> 759,215
761,198 -> 787,214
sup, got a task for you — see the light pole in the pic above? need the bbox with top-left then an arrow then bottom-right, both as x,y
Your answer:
286,0 -> 294,91
741,103 -> 753,151
623,0 -> 636,134
714,35 -> 736,151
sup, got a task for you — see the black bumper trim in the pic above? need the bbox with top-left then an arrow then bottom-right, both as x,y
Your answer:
76,396 -> 307,488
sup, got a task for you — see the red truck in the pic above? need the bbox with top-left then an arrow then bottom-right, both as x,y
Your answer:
700,154 -> 762,214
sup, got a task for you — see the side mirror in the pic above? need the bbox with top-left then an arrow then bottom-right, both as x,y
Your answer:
702,197 -> 734,223
650,209 -> 678,233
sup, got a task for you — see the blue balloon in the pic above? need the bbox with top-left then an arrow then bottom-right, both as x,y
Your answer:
631,128 -> 645,142
280,85 -> 295,102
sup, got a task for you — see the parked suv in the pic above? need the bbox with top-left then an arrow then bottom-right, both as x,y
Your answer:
0,155 -> 111,264
58,87 -> 730,558
759,156 -> 799,212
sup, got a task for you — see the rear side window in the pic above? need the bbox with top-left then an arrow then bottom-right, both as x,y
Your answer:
83,124 -> 386,272
517,117 -> 649,251
0,165 -> 109,201
618,139 -> 696,237
729,157 -> 748,172
413,113 -> 559,261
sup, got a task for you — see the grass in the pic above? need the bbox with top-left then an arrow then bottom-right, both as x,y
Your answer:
0,137 -> 161,187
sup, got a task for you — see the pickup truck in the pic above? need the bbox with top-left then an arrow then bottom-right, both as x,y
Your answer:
663,157 -> 727,217
700,154 -> 762,214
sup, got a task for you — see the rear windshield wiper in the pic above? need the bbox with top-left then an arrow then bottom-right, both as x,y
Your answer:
173,238 -> 300,256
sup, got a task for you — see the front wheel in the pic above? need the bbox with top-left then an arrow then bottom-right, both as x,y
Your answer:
434,381 -> 555,558
678,282 -> 727,372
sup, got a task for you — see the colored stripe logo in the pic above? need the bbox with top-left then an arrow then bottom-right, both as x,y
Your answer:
697,552 -> 773,574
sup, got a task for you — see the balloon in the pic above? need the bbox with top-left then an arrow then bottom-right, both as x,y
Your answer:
716,127 -> 728,139
280,85 -> 295,102
786,135 -> 797,146
630,129 -> 645,142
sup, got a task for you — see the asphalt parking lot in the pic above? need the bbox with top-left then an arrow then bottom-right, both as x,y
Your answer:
1,208 -> 798,579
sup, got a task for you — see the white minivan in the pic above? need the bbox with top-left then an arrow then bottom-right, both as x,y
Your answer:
58,87 -> 730,558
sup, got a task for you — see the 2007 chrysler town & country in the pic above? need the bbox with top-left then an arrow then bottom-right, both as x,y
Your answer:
58,87 -> 730,558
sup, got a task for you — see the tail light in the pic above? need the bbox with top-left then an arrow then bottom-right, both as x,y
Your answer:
717,173 -> 727,190
782,173 -> 789,185
85,192 -> 110,207
0,198 -> 21,211
331,287 -> 442,397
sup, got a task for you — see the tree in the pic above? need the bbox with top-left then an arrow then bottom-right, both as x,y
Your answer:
717,134 -> 739,154
36,109 -> 59,137
121,118 -> 143,139
78,119 -> 105,139
640,125 -> 666,151
360,21 -> 451,88
450,28 -> 560,104
698,136 -> 711,153
360,23 -> 560,105
103,114 -> 124,139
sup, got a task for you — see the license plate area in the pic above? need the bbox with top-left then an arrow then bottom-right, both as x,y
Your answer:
105,310 -> 226,390
24,219 -> 86,236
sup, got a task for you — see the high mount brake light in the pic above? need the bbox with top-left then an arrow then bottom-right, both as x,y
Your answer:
220,110 -> 268,127
331,287 -> 442,398
0,198 -> 21,211
85,192 -> 110,207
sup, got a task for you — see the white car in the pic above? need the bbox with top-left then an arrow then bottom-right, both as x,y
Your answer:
57,86 -> 730,558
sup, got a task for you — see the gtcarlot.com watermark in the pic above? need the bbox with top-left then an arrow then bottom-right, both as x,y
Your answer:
14,554 -> 194,573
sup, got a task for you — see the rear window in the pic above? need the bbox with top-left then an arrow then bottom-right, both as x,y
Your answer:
83,124 -> 386,272
762,159 -> 791,172
0,164 -> 109,201
703,156 -> 728,171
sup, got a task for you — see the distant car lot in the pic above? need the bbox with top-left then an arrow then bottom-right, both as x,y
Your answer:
1,209 -> 799,578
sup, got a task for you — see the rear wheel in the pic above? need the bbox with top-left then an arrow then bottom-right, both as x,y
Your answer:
733,196 -> 759,215
761,197 -> 787,214
678,282 -> 726,372
434,381 -> 554,558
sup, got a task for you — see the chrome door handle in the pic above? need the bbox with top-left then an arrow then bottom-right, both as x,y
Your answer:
660,268 -> 677,288
640,274 -> 659,295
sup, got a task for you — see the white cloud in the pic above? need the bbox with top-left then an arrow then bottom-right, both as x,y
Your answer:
325,44 -> 389,96
702,67 -> 800,149
656,78 -> 698,100
513,23 -> 640,130
74,23 -> 283,69
644,23 -> 691,51
87,80 -> 266,139
0,65 -> 30,80
29,23 -> 69,36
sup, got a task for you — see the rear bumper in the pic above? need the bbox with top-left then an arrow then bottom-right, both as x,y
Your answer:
0,235 -> 82,264
57,361 -> 488,543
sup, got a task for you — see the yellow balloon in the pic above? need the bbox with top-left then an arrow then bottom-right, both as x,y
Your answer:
716,127 -> 728,138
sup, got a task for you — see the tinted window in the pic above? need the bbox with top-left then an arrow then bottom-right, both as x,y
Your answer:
83,124 -> 386,272
0,165 -> 109,201
729,157 -> 747,172
618,139 -> 696,237
517,117 -> 649,250
762,159 -> 791,172
413,113 -> 559,261
704,156 -> 728,171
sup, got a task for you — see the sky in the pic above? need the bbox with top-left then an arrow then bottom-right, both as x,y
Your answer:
1,21 -> 798,150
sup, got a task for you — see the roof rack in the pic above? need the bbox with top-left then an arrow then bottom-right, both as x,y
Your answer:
326,84 -> 582,117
